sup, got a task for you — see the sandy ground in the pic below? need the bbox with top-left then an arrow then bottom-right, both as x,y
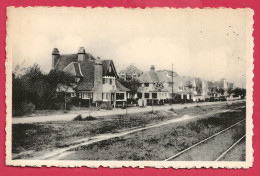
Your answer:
12,100 -> 243,124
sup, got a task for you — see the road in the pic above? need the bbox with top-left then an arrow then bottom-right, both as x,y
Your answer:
12,100 -> 244,124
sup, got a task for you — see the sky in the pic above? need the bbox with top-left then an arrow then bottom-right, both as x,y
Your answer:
7,8 -> 253,88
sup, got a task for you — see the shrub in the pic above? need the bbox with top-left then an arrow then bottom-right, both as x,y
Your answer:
21,101 -> 36,115
84,116 -> 97,121
73,114 -> 83,121
52,102 -> 65,110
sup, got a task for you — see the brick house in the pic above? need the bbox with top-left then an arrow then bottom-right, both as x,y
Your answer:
52,47 -> 129,107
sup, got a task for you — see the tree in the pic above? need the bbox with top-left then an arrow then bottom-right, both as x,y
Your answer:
12,64 -> 76,116
118,78 -> 140,94
47,69 -> 76,111
232,87 -> 246,98
216,88 -> 224,95
119,78 -> 141,114
227,88 -> 233,95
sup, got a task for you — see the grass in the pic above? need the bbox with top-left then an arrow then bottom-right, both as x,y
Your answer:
12,110 -> 175,158
12,101 -> 245,159
62,106 -> 246,160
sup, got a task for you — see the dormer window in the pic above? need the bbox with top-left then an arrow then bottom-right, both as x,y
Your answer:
109,66 -> 112,73
75,77 -> 81,83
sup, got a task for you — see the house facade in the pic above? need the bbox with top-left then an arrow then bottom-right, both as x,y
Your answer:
52,47 -> 129,107
136,65 -> 177,104
119,65 -> 143,81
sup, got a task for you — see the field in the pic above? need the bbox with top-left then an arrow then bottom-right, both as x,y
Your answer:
12,101 -> 246,160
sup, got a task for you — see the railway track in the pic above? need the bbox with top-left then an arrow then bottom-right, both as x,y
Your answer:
164,119 -> 246,161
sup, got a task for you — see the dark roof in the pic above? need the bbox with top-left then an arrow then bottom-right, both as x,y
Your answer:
116,80 -> 130,91
63,62 -> 84,77
102,60 -> 111,75
54,52 -> 127,92
102,60 -> 119,78
55,54 -> 95,91
75,60 -> 95,91
74,63 -> 84,77
55,54 -> 78,70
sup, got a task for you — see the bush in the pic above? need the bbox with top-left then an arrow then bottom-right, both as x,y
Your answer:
52,102 -> 65,110
21,101 -> 36,115
84,116 -> 97,121
73,114 -> 83,121
13,101 -> 36,116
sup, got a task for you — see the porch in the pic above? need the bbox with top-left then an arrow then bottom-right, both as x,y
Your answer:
102,91 -> 127,108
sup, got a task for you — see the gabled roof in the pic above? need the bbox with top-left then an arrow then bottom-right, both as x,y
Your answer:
138,71 -> 159,83
138,70 -> 176,84
63,62 -> 84,77
55,54 -> 78,70
74,60 -> 95,91
55,53 -> 95,91
116,80 -> 130,91
54,50 -> 128,92
120,65 -> 143,75
102,60 -> 119,78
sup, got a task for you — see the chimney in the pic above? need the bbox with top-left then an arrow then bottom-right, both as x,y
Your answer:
78,47 -> 86,61
52,48 -> 60,69
93,59 -> 103,103
150,65 -> 155,72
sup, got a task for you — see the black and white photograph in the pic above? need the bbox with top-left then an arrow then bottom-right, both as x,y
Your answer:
5,7 -> 253,168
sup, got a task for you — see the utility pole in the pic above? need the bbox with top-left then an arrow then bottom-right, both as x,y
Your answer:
171,64 -> 174,110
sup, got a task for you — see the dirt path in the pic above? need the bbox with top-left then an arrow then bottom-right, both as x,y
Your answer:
12,100 -> 243,124
31,109 -> 234,160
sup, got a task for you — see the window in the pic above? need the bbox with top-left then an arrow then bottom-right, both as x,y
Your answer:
109,66 -> 112,73
152,93 -> 157,99
71,93 -> 76,97
137,93 -> 142,99
144,83 -> 149,87
116,93 -> 124,100
110,79 -> 112,85
103,78 -> 105,84
145,93 -> 150,99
